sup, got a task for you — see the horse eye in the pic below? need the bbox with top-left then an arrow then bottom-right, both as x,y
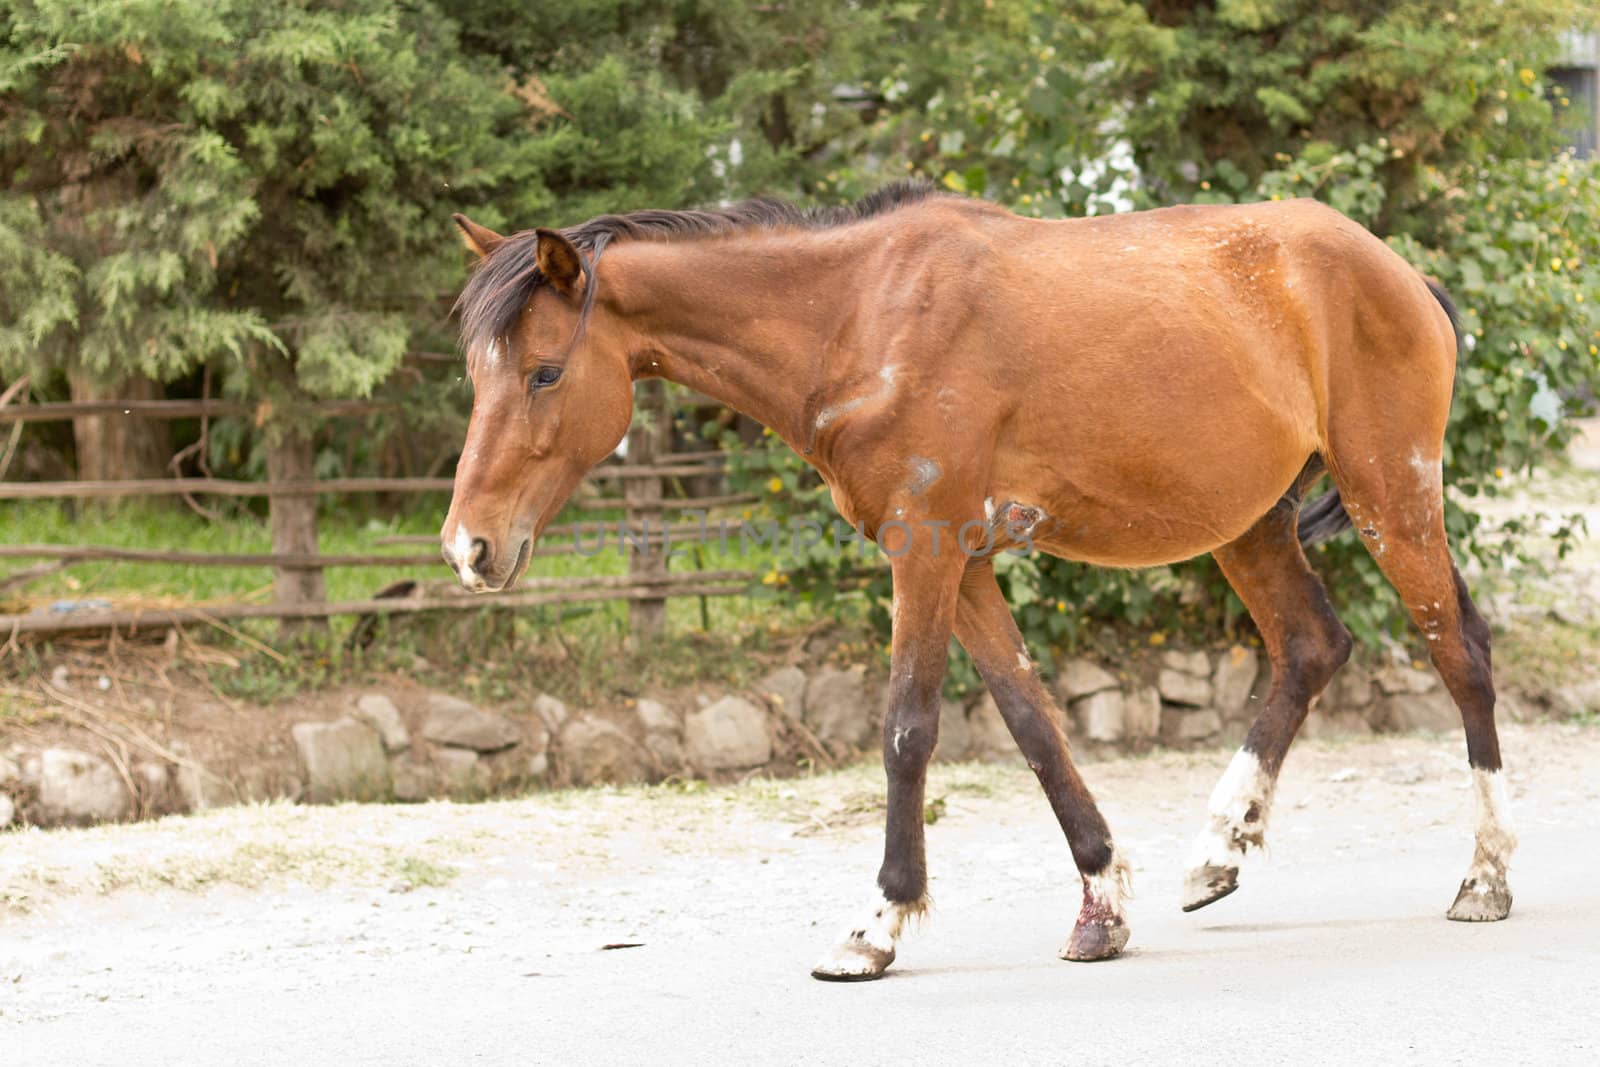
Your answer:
530,365 -> 563,390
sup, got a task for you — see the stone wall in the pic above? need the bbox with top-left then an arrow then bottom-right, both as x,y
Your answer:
2,645 -> 1589,830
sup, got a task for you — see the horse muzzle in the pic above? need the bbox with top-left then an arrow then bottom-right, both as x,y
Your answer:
441,525 -> 531,593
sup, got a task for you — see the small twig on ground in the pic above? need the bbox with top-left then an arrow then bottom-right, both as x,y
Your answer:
171,622 -> 246,715
193,610 -> 288,664
107,626 -> 137,711
774,713 -> 836,771
39,677 -> 231,797
170,622 -> 241,670
0,559 -> 72,595
91,732 -> 139,814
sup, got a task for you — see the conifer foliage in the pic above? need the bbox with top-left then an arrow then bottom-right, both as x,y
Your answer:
0,0 -> 719,400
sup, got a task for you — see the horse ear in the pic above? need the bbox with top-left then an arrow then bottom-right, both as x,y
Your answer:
535,228 -> 585,295
452,214 -> 505,260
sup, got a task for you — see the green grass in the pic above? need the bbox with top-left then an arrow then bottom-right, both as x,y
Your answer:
0,497 -> 628,604
0,497 -> 843,642
0,497 -> 881,708
1495,614 -> 1600,698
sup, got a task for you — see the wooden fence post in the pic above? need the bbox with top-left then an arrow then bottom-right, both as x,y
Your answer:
266,427 -> 326,639
68,374 -> 172,484
624,380 -> 671,640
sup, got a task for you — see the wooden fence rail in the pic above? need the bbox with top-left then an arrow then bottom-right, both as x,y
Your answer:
0,398 -> 387,423
0,478 -> 753,504
0,377 -> 803,638
0,567 -> 881,637
0,580 -> 760,637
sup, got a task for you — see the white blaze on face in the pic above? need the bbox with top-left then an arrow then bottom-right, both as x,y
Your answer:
447,524 -> 487,592
1186,748 -> 1274,870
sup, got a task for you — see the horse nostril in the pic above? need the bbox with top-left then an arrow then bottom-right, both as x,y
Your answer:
469,538 -> 489,570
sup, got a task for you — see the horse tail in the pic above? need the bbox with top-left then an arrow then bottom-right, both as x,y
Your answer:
1297,488 -> 1351,546
1424,277 -> 1463,346
1297,277 -> 1461,549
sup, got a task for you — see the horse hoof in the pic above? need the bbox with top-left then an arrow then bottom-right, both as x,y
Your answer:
1060,918 -> 1130,962
1181,864 -> 1239,912
811,938 -> 895,982
1446,878 -> 1512,922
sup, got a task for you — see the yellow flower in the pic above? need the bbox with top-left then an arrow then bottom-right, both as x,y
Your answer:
1148,632 -> 1167,646
1591,345 -> 1598,356
767,476 -> 783,494
1551,258 -> 1562,271
1055,600 -> 1066,613
1495,467 -> 1505,478
1519,68 -> 1535,85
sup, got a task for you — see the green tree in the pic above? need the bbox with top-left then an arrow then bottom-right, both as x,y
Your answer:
0,1 -> 752,446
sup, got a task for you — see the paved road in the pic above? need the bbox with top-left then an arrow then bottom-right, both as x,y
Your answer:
3,724 -> 1598,1065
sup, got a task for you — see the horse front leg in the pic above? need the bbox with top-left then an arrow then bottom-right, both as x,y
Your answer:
811,549 -> 964,981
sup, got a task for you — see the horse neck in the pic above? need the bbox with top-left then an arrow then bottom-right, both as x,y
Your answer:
598,232 -> 861,446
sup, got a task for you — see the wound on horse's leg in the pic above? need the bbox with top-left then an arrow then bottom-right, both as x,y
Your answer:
955,563 -> 1131,962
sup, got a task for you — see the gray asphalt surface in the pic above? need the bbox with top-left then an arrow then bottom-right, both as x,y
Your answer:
4,724 -> 1599,1065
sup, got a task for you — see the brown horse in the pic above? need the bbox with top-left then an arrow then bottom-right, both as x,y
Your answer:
441,182 -> 1514,980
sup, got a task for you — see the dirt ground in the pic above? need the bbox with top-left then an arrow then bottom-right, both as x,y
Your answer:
3,721 -> 1598,1064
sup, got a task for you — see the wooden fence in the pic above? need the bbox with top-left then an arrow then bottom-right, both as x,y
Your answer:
0,381 -> 826,641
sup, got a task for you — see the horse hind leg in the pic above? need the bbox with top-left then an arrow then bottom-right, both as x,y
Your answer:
1182,468 -> 1353,911
1330,454 -> 1514,921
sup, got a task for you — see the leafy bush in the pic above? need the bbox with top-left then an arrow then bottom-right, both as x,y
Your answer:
742,1 -> 1600,657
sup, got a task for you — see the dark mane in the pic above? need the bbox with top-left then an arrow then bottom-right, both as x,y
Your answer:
454,179 -> 946,356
